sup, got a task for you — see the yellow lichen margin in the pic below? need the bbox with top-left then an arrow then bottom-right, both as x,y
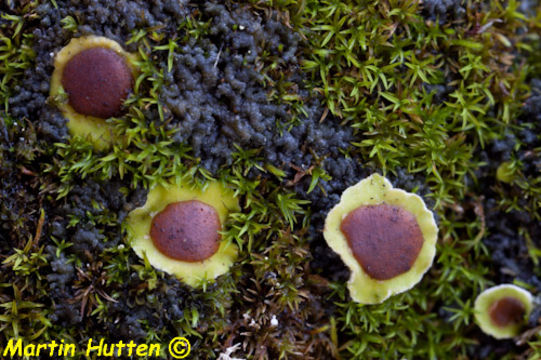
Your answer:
50,36 -> 137,150
474,284 -> 533,339
125,180 -> 240,287
323,173 -> 438,304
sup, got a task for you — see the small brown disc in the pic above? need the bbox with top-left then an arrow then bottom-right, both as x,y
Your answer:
61,47 -> 133,118
150,200 -> 222,262
340,204 -> 424,280
488,297 -> 526,327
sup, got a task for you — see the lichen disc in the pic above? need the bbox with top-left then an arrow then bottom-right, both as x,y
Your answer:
150,200 -> 221,262
488,296 -> 526,328
61,47 -> 133,119
340,204 -> 424,281
323,173 -> 438,304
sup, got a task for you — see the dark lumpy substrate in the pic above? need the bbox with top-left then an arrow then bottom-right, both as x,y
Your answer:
0,119 -> 42,251
473,78 -> 540,358
488,296 -> 525,328
340,204 -> 424,281
45,178 -> 146,326
62,47 -> 133,118
150,200 -> 221,262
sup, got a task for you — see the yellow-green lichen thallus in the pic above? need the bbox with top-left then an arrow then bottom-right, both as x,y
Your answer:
474,284 -> 533,339
125,180 -> 239,287
324,173 -> 438,304
50,36 -> 138,150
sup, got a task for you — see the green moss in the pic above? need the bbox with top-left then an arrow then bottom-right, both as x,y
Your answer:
259,0 -> 540,357
265,0 -> 537,211
496,160 -> 516,183
0,11 -> 36,113
324,174 -> 438,304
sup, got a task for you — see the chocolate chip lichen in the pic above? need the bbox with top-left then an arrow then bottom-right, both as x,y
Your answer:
474,284 -> 533,339
489,297 -> 526,327
61,47 -> 133,119
50,36 -> 136,149
125,180 -> 239,287
150,200 -> 222,262
340,204 -> 425,281
323,173 -> 438,304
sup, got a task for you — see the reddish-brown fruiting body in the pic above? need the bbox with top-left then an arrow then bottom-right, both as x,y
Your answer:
488,296 -> 526,327
340,204 -> 424,280
150,200 -> 222,262
62,47 -> 133,118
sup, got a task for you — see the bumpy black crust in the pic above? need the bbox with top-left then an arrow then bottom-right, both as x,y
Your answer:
0,119 -> 42,250
479,77 -> 541,329
6,0 -> 361,180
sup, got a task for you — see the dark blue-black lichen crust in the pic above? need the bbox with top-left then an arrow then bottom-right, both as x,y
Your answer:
0,117 -> 43,250
45,178 -> 146,326
7,0 -> 356,176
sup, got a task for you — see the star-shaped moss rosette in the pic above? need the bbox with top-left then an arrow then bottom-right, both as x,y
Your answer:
50,35 -> 137,150
323,173 -> 438,304
474,284 -> 533,339
125,180 -> 239,287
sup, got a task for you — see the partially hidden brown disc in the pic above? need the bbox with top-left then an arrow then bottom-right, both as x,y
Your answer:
150,200 -> 222,262
340,204 -> 424,281
61,47 -> 133,119
488,296 -> 526,327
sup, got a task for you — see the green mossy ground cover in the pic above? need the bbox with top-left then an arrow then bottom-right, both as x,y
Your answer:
1,0 -> 540,359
